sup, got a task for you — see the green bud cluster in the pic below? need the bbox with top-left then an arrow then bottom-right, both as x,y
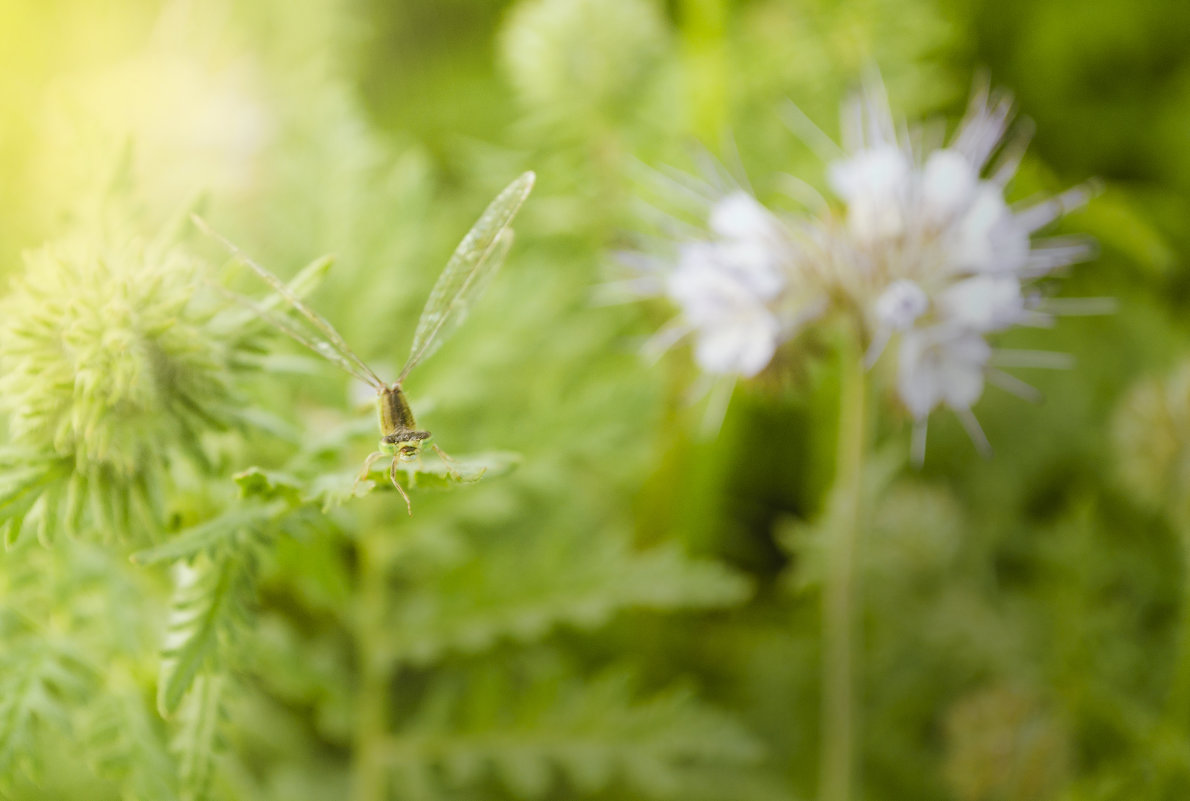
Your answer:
0,230 -> 242,543
500,0 -> 667,133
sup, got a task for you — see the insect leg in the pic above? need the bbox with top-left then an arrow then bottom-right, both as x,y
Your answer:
353,450 -> 387,494
389,458 -> 413,516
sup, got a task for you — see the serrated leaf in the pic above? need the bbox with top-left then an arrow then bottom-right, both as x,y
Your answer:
325,450 -> 521,508
157,555 -> 256,716
0,637 -> 94,786
173,673 -> 228,801
387,532 -> 751,666
303,469 -> 375,510
387,450 -> 521,489
0,458 -> 69,550
130,501 -> 283,565
381,666 -> 766,800
233,467 -> 306,503
83,687 -> 178,801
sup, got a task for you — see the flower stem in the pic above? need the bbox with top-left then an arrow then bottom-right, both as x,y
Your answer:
679,0 -> 727,142
353,523 -> 392,801
820,328 -> 867,801
1166,516 -> 1190,723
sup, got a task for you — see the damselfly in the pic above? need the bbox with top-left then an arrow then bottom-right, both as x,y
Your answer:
195,171 -> 535,514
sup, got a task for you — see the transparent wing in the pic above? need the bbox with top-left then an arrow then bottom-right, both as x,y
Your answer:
193,215 -> 387,390
398,171 -> 535,382
210,281 -> 381,388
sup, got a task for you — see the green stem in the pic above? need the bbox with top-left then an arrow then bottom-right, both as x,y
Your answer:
679,0 -> 728,142
353,525 -> 392,801
820,329 -> 867,801
1166,515 -> 1190,722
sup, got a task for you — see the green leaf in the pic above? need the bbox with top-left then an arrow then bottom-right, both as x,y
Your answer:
387,450 -> 521,489
0,637 -> 93,787
279,254 -> 337,306
157,554 -> 257,716
386,532 -> 751,666
130,502 -> 283,565
173,673 -> 228,801
383,666 -> 766,800
0,457 -> 70,550
83,685 -> 179,801
232,467 -> 306,504
318,450 -> 521,509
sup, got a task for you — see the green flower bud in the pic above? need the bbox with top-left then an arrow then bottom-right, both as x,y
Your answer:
500,0 -> 668,133
0,229 -> 243,545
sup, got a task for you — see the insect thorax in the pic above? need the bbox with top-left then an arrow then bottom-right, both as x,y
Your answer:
378,384 -> 430,449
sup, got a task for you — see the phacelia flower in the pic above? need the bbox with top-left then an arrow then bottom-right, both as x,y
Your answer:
625,76 -> 1098,463
636,188 -> 823,378
826,80 -> 1096,459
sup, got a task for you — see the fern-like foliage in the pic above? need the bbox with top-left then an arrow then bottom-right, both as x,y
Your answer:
387,531 -> 752,666
173,673 -> 230,801
0,538 -> 174,795
383,666 -> 767,801
233,448 -> 522,512
0,444 -> 170,550
131,501 -> 286,567
83,684 -> 179,801
144,496 -> 295,801
0,626 -> 95,788
0,451 -> 73,547
157,548 -> 260,717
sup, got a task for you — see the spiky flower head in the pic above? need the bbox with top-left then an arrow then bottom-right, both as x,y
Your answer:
629,186 -> 826,379
625,76 -> 1098,462
824,80 -> 1096,458
0,228 -> 245,545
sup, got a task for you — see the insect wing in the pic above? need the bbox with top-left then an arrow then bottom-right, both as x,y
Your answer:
193,215 -> 386,389
398,171 -> 535,382
213,282 -> 380,388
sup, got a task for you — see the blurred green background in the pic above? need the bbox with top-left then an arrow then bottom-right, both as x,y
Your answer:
2,1 -> 1190,800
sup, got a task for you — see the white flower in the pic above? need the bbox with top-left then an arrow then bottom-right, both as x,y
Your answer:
626,77 -> 1098,446
710,191 -> 781,241
897,326 -> 991,420
874,279 -> 929,332
825,79 -> 1097,458
937,275 -> 1024,332
666,242 -> 783,377
950,184 -> 1030,275
920,149 -> 978,226
828,144 -> 912,242
633,188 -> 820,379
692,311 -> 781,378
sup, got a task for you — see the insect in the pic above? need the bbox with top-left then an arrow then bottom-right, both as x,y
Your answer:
194,170 -> 535,514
